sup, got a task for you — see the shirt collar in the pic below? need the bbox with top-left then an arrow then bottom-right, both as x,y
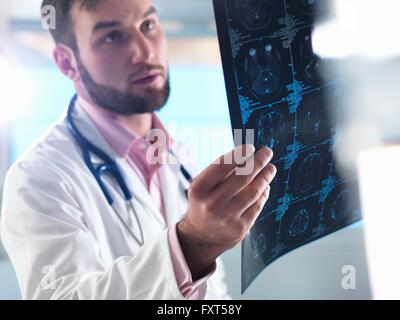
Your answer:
76,95 -> 174,162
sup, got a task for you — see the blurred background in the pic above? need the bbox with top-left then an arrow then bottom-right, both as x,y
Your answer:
0,0 -> 373,300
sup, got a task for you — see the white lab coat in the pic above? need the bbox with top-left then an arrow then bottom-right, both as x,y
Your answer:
0,101 -> 230,300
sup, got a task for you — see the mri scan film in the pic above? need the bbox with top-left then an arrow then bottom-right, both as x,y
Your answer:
213,0 -> 362,292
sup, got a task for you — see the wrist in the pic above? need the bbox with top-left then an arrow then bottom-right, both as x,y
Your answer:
176,219 -> 219,281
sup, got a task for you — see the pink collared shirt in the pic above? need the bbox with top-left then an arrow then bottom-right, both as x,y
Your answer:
77,96 -> 212,299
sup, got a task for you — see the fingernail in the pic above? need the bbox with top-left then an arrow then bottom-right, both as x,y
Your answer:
271,165 -> 277,178
264,147 -> 273,159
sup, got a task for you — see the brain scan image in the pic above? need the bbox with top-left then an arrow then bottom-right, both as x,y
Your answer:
298,92 -> 331,146
255,110 -> 289,158
329,190 -> 350,222
245,44 -> 283,100
293,152 -> 323,196
323,186 -> 359,226
213,0 -> 361,292
300,106 -> 323,145
237,0 -> 274,30
288,208 -> 310,238
300,34 -> 323,85
280,197 -> 322,244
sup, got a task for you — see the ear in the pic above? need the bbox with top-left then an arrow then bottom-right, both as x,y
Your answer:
53,44 -> 80,82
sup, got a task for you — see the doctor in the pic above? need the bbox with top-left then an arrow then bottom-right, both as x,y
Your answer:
0,0 -> 277,300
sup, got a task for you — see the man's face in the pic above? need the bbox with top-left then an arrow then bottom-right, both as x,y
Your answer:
71,0 -> 169,115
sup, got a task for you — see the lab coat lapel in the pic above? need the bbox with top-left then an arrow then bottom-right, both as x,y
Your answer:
71,100 -> 118,162
160,150 -> 192,227
160,162 -> 182,226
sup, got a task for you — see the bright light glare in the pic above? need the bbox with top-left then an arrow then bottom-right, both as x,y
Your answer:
358,146 -> 400,299
313,0 -> 400,60
0,55 -> 31,125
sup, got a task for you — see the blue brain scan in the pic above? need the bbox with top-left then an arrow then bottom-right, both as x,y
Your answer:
213,0 -> 362,293
256,110 -> 288,158
297,91 -> 331,146
293,152 -> 323,195
330,190 -> 350,222
300,35 -> 323,84
237,0 -> 273,30
325,187 -> 358,225
289,208 -> 310,238
246,44 -> 283,100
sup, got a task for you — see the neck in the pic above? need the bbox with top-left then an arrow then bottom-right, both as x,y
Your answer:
77,92 -> 153,138
115,113 -> 153,138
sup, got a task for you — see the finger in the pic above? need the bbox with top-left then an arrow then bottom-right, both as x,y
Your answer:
211,148 -> 274,203
226,163 -> 276,217
191,144 -> 255,193
241,185 -> 271,227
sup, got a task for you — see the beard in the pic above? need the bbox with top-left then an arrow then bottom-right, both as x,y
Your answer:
76,56 -> 171,116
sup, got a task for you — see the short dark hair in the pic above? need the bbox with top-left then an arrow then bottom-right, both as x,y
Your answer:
41,0 -> 99,50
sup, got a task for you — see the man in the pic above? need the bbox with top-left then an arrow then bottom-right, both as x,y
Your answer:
0,0 -> 276,299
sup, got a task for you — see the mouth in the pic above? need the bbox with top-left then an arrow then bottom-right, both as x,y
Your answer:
131,71 -> 163,86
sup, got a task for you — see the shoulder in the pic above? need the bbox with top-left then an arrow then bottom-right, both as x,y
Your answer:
6,119 -> 83,189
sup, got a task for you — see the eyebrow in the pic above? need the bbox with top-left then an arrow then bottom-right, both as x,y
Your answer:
92,6 -> 158,34
144,6 -> 158,18
92,21 -> 121,33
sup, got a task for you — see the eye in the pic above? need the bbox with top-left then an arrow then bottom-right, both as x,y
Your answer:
141,19 -> 156,32
102,31 -> 125,44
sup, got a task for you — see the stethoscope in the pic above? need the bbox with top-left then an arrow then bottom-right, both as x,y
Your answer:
66,94 -> 193,247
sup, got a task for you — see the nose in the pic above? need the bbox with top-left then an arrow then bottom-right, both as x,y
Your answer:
129,31 -> 156,65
